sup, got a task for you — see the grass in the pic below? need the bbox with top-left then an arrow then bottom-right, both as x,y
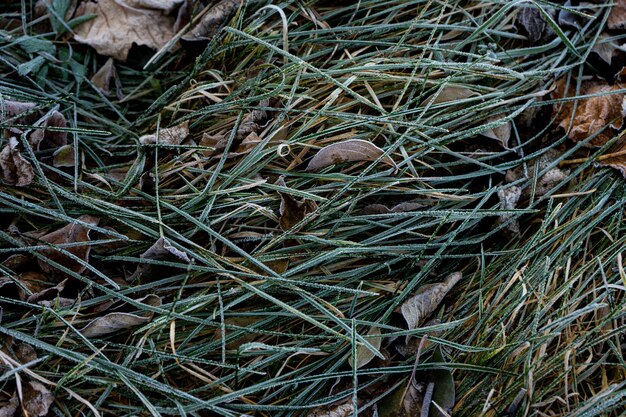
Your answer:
0,0 -> 625,416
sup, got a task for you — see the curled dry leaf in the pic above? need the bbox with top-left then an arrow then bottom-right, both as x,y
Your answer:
182,0 -> 241,42
362,202 -> 425,214
141,237 -> 190,263
609,0 -> 626,30
516,6 -> 555,43
349,326 -> 382,369
399,272 -> 462,333
22,381 -> 54,417
306,139 -> 395,171
306,403 -> 354,417
0,137 -> 34,187
505,150 -> 570,197
0,392 -> 18,417
552,78 -> 626,147
28,110 -> 67,150
26,279 -> 67,305
276,176 -> 318,231
37,215 -> 100,275
139,121 -> 189,146
481,116 -> 512,148
80,294 -> 161,337
596,138 -> 626,178
91,58 -> 118,96
422,86 -> 478,106
74,0 -> 181,61
496,186 -> 522,236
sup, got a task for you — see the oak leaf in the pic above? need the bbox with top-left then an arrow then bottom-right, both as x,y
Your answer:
552,78 -> 626,147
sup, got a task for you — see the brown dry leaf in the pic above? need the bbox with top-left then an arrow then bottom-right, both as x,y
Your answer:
80,294 -> 161,337
609,0 -> 626,30
140,237 -> 190,263
0,137 -> 34,187
597,138 -> 626,177
14,343 -> 37,363
516,6 -> 555,43
349,326 -> 382,369
496,186 -> 522,236
91,58 -> 116,94
362,202 -> 425,214
306,403 -> 354,417
592,34 -> 618,65
22,381 -> 54,417
422,86 -> 478,106
74,0 -> 180,61
182,0 -> 241,42
276,176 -> 318,231
28,110 -> 67,150
399,272 -> 462,333
0,100 -> 37,120
552,78 -> 626,147
0,392 -> 18,417
26,279 -> 67,305
37,215 -> 100,275
306,139 -> 394,171
139,121 -> 189,146
481,116 -> 512,148
505,150 -> 570,197
52,145 -> 76,168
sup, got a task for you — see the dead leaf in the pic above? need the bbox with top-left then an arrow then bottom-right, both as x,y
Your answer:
496,186 -> 522,236
28,110 -> 67,150
517,6 -> 555,43
80,294 -> 161,337
552,78 -> 626,147
14,343 -> 37,363
609,0 -> 626,30
276,176 -> 318,231
481,117 -> 512,148
52,145 -> 76,167
0,100 -> 36,120
422,86 -> 478,107
91,58 -> 116,95
37,215 -> 100,275
74,0 -> 180,61
349,326 -> 382,369
377,381 -> 423,417
139,121 -> 189,146
428,348 -> 455,417
306,403 -> 354,417
592,34 -> 617,66
306,139 -> 394,171
0,137 -> 34,187
22,381 -> 54,417
182,0 -> 241,42
26,279 -> 67,304
0,393 -> 18,417
597,138 -> 626,177
140,237 -> 190,263
505,150 -> 570,197
362,202 -> 425,214
399,272 -> 462,333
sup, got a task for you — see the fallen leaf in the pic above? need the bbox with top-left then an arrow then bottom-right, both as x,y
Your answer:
306,139 -> 394,171
52,145 -> 76,167
91,58 -> 116,94
22,381 -> 54,417
0,393 -> 18,417
140,237 -> 190,263
37,215 -> 100,275
377,381 -> 423,417
609,0 -> 626,30
0,137 -> 34,187
427,348 -> 455,417
496,186 -> 522,236
14,343 -> 37,363
596,138 -> 626,177
517,6 -> 555,43
481,117 -> 512,148
362,202 -> 425,214
139,121 -> 189,146
552,78 -> 626,147
182,0 -> 241,42
80,294 -> 161,337
276,176 -> 318,231
399,272 -> 462,333
591,34 -> 617,65
26,279 -> 67,304
349,326 -> 382,369
74,0 -> 180,61
306,403 -> 354,417
505,150 -> 570,197
0,100 -> 37,120
28,110 -> 67,150
422,86 -> 478,106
